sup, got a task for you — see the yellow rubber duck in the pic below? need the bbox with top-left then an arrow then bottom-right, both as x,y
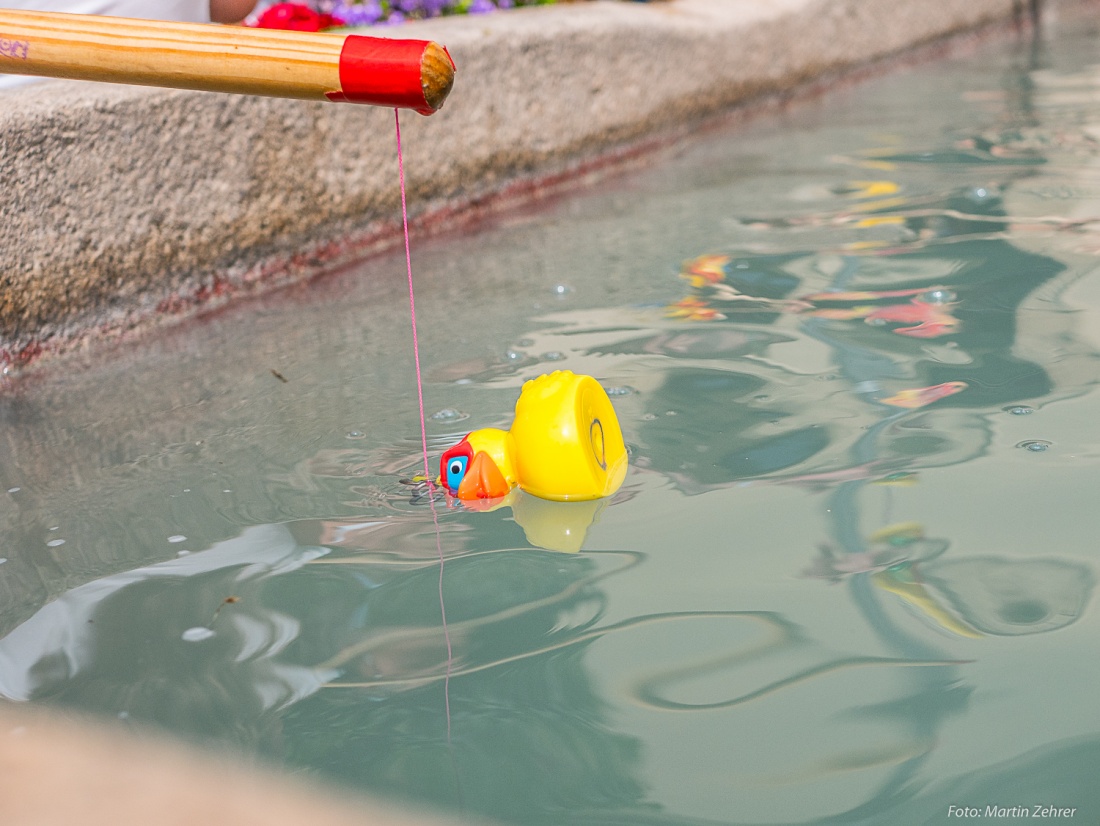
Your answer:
438,371 -> 628,502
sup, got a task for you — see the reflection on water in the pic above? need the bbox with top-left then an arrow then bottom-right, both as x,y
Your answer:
4,10 -> 1100,826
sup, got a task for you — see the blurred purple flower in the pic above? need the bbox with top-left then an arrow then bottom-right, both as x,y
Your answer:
253,0 -> 533,27
332,0 -> 383,25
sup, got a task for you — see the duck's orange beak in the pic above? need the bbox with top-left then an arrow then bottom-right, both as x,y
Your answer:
456,451 -> 512,501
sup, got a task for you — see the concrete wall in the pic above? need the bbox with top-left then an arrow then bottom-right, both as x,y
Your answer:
0,704 -> 491,826
0,0 -> 1023,370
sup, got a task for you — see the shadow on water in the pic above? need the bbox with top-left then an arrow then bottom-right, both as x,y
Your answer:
4,8 -> 1100,826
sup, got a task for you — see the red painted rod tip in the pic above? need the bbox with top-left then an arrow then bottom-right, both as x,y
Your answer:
328,36 -> 455,115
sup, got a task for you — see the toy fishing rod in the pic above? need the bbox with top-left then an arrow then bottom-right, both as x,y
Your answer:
0,10 -> 454,114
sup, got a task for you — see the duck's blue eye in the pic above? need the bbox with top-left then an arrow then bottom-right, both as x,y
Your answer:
446,455 -> 469,492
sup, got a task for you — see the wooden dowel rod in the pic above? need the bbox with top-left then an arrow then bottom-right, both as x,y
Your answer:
0,10 -> 454,113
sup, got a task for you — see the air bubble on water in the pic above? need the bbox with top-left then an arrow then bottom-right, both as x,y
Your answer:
552,284 -> 574,297
605,386 -> 635,397
46,539 -> 65,548
541,351 -> 565,362
168,535 -> 187,544
505,350 -> 527,362
920,289 -> 957,305
431,408 -> 469,423
345,431 -> 366,440
517,338 -> 535,347
1017,440 -> 1051,452
1005,405 -> 1034,415
181,627 -> 215,642
665,410 -> 678,417
641,413 -> 657,421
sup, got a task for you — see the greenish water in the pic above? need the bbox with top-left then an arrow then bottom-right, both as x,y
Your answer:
4,15 -> 1100,826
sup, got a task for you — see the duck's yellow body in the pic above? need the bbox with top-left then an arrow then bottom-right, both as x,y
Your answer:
439,371 -> 628,502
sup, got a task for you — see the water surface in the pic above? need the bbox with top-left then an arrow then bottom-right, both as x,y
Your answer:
3,14 -> 1100,826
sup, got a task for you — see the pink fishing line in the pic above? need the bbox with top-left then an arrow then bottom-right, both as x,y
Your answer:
395,109 -> 454,739
395,109 -> 431,482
